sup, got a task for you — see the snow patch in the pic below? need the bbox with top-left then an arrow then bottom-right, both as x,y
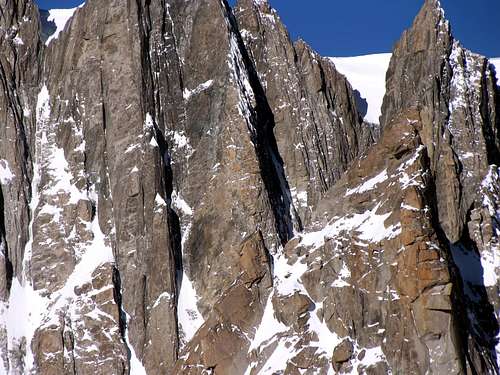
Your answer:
123,311 -> 148,375
273,253 -> 308,297
306,301 -> 341,357
331,263 -> 351,287
250,334 -> 301,375
479,166 -> 500,287
346,169 -> 388,196
0,84 -> 118,372
290,188 -> 308,208
45,6 -> 82,46
249,293 -> 288,351
0,160 -> 15,185
43,146 -> 87,205
183,80 -> 214,100
13,36 -> 24,45
300,202 -> 400,250
350,344 -> 389,373
154,193 -> 167,213
171,191 -> 193,216
177,273 -> 204,346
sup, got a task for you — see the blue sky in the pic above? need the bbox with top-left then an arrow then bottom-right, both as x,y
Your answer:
35,0 -> 500,58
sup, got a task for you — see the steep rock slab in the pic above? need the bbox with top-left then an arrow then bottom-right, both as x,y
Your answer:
146,0 -> 295,326
0,0 -> 41,296
1,0 -> 499,373
1,0 -> 300,373
381,0 -> 500,372
381,0 -> 500,244
1,0 -> 180,373
173,231 -> 273,374
234,0 -> 374,225
0,0 -> 43,373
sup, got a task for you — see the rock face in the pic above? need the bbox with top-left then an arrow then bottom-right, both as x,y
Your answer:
382,0 -> 500,372
0,0 -> 499,374
234,0 -> 376,225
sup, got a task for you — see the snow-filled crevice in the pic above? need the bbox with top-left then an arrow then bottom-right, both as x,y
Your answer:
147,114 -> 201,350
136,3 -> 194,359
3,84 -> 49,373
0,82 -> 130,373
112,266 -> 148,375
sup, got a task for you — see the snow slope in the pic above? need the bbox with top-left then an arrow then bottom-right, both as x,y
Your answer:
329,54 -> 498,123
329,54 -> 392,124
45,6 -> 82,45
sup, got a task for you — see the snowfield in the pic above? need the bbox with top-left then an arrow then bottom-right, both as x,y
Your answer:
45,6 -> 83,45
329,53 -> 392,124
329,54 -> 499,123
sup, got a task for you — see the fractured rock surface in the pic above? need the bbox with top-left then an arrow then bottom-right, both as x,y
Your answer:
0,0 -> 499,374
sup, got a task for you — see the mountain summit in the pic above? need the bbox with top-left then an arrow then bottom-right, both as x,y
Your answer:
0,0 -> 499,374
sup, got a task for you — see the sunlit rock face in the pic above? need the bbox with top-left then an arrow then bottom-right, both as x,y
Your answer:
0,0 -> 499,374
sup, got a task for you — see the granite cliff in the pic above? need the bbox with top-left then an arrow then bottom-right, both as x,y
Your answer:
0,0 -> 499,374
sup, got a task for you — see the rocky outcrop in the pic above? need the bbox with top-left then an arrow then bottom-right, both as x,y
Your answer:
0,0 -> 499,374
241,109 -> 460,374
1,0 -> 296,373
234,0 -> 376,225
381,0 -> 500,372
382,0 -> 500,244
